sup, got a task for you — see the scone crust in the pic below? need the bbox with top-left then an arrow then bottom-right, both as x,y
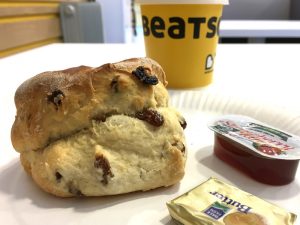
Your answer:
11,58 -> 168,153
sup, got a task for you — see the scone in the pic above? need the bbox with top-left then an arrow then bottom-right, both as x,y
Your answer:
11,57 -> 187,197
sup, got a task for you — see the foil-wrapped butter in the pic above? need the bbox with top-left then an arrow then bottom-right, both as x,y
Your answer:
167,178 -> 297,225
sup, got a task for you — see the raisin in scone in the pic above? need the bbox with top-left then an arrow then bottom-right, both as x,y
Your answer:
11,57 -> 187,197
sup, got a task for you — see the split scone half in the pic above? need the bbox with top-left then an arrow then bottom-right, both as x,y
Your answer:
11,58 -> 187,197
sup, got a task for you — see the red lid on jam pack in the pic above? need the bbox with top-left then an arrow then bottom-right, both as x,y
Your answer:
208,115 -> 300,160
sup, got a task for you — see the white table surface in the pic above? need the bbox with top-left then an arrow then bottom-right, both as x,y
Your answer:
220,20 -> 300,38
1,43 -> 300,225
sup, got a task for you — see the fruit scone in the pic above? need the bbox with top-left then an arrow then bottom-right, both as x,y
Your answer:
11,57 -> 187,197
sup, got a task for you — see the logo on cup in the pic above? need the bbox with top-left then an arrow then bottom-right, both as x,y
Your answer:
205,54 -> 214,72
142,16 -> 221,39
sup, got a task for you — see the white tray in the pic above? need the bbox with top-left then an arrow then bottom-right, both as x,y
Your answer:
0,90 -> 299,225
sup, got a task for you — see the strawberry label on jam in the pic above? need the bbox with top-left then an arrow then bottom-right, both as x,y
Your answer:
208,115 -> 300,160
252,143 -> 284,156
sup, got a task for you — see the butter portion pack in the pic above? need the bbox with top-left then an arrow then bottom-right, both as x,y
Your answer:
167,178 -> 297,225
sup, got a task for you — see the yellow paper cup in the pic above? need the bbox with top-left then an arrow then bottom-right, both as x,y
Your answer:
136,0 -> 229,89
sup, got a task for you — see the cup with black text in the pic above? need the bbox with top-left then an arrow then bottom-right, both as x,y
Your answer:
136,0 -> 229,89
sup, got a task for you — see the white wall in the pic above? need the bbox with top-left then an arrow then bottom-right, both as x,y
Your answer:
222,0 -> 291,20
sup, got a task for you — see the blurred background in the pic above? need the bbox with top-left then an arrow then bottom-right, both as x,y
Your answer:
0,0 -> 300,58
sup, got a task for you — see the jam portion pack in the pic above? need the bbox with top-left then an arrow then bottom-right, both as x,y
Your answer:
167,178 -> 297,225
208,115 -> 300,185
209,115 -> 300,160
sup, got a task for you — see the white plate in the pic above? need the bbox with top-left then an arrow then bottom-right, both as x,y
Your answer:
0,91 -> 299,225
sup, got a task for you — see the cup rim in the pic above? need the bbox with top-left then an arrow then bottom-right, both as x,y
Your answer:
136,0 -> 229,5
